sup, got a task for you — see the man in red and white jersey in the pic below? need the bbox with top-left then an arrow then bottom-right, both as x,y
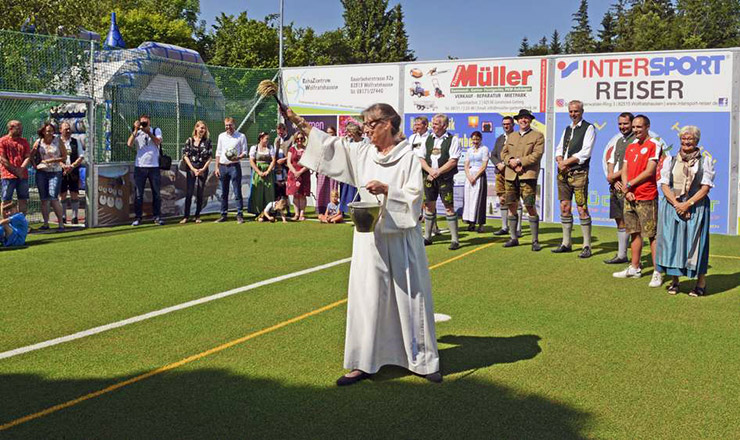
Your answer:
613,114 -> 663,288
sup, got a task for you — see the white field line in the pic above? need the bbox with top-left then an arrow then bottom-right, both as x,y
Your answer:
0,257 -> 352,361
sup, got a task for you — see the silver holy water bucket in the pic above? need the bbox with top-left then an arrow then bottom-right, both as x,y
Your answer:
347,190 -> 384,233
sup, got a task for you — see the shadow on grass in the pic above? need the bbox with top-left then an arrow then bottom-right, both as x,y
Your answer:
675,271 -> 740,296
0,369 -> 590,439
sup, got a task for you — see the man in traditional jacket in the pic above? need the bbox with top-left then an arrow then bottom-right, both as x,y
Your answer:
500,109 -> 544,251
603,112 -> 635,264
420,114 -> 461,250
553,100 -> 596,258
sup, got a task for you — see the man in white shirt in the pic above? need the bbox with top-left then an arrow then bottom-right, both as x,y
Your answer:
214,117 -> 247,223
420,114 -> 462,250
127,114 -> 163,226
408,116 -> 430,156
553,100 -> 596,258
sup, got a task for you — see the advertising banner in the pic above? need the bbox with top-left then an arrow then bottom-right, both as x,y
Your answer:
96,162 -> 252,226
282,65 -> 400,114
402,58 -> 547,115
553,51 -> 733,111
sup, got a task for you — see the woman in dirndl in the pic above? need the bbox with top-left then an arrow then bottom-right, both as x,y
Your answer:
247,132 -> 276,216
655,125 -> 714,297
462,131 -> 489,233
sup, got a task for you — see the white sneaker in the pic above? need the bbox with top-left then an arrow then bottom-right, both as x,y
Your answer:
613,265 -> 642,279
648,271 -> 664,288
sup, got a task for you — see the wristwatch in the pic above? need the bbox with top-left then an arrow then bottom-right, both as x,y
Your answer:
626,181 -> 632,190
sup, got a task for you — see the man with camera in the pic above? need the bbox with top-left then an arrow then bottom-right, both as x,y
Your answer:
127,114 -> 164,226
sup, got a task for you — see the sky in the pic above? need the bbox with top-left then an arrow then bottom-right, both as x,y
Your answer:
199,0 -> 613,61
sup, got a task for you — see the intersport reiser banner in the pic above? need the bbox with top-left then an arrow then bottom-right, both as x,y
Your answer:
552,51 -> 733,234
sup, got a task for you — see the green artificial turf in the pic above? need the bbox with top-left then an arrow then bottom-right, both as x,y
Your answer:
1,218 -> 739,439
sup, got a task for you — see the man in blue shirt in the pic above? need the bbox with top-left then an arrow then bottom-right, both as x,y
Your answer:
1,201 -> 28,247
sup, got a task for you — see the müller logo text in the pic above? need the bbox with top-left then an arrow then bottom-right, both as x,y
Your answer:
450,64 -> 534,88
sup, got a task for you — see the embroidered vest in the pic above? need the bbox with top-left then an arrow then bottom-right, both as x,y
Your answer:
613,132 -> 634,172
562,121 -> 592,171
424,134 -> 458,178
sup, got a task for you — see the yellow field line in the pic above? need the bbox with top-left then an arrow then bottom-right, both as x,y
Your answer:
709,254 -> 740,261
0,242 -> 493,432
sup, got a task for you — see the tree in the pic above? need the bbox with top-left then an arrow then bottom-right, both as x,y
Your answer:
208,12 -> 279,68
101,9 -> 196,49
595,9 -> 617,52
626,0 -> 679,51
565,0 -> 596,53
549,30 -> 563,54
340,0 -> 415,63
676,0 -> 740,48
518,37 -> 531,56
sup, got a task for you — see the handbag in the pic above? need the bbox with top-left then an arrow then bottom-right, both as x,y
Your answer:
154,128 -> 171,170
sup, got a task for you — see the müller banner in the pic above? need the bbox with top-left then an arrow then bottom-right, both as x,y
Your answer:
402,58 -> 547,114
553,51 -> 733,111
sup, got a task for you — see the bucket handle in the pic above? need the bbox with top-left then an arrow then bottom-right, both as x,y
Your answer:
355,185 -> 384,206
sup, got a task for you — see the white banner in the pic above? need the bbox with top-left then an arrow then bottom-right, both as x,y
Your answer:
281,65 -> 400,114
553,51 -> 733,112
402,58 -> 547,114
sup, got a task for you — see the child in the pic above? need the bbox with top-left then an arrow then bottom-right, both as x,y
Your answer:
258,197 -> 288,223
319,190 -> 343,224
1,201 -> 28,248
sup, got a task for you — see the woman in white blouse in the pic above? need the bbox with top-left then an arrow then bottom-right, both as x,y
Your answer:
32,123 -> 67,230
462,131 -> 489,233
655,126 -> 714,297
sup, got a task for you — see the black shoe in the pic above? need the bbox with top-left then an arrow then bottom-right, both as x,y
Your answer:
603,255 -> 628,264
531,241 -> 542,252
466,224 -> 475,232
493,228 -> 509,236
448,242 -> 460,250
476,225 -> 485,233
336,371 -> 372,386
71,217 -> 79,225
424,238 -> 432,246
578,246 -> 592,259
214,216 -> 227,223
425,372 -> 443,383
516,230 -> 523,238
503,238 -> 519,248
551,244 -> 572,253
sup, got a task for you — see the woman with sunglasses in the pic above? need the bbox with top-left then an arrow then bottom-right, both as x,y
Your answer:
284,103 -> 442,386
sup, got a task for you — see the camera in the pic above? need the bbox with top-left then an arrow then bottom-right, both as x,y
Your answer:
140,121 -> 148,128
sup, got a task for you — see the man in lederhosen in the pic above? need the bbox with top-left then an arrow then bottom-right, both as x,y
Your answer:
603,112 -> 635,264
501,109 -> 544,251
421,114 -> 461,250
553,100 -> 596,258
490,116 -> 522,237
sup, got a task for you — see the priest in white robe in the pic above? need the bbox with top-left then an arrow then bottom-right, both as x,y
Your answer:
286,103 -> 442,386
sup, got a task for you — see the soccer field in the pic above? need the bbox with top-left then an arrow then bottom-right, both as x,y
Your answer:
1,217 -> 739,439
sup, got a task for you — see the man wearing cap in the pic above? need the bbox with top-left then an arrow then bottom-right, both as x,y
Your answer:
421,113 -> 461,250
553,100 -> 596,258
500,109 -> 544,251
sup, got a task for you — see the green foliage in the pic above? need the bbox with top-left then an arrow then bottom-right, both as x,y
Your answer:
596,10 -> 617,52
549,30 -> 563,54
208,13 -> 279,68
566,0 -> 597,53
339,0 -> 415,64
675,0 -> 740,48
518,37 -> 531,56
101,9 -> 196,50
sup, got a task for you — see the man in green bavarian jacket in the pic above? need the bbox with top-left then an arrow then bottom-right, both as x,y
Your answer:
603,112 -> 635,264
553,100 -> 596,258
501,109 -> 544,251
420,114 -> 462,250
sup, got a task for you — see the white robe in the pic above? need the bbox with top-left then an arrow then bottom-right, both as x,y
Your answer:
300,128 -> 440,375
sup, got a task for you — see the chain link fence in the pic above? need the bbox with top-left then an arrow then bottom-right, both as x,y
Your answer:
0,29 -> 278,225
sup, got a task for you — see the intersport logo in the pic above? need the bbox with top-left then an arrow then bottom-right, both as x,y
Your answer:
557,55 -> 726,79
